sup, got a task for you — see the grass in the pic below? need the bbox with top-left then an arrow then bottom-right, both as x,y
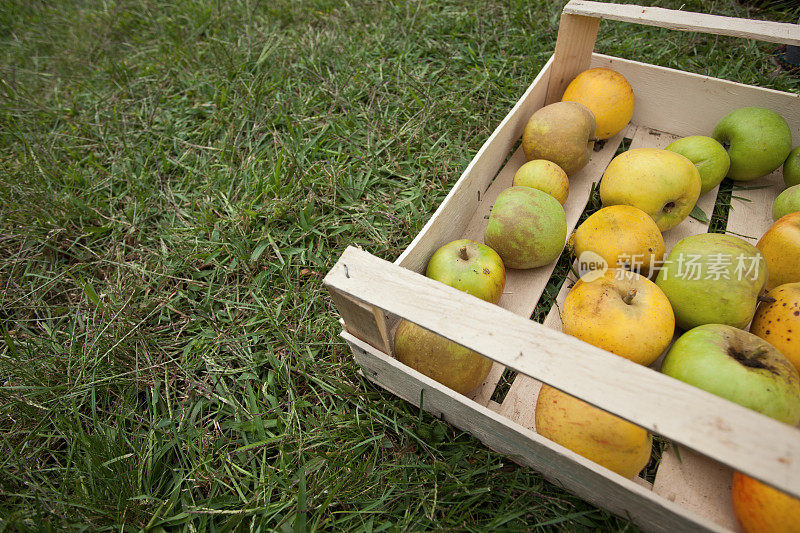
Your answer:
1,0 -> 798,530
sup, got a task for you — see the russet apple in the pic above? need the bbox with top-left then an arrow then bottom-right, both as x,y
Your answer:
773,184 -> 800,220
757,212 -> 800,290
665,136 -> 730,195
655,233 -> 768,330
394,320 -> 492,395
562,269 -> 675,366
712,107 -> 793,181
571,205 -> 665,278
535,384 -> 652,479
661,324 -> 800,425
750,282 -> 800,374
785,146 -> 800,187
485,186 -> 567,269
561,67 -> 634,140
512,159 -> 569,204
426,239 -> 506,304
522,101 -> 596,176
599,148 -> 701,232
732,471 -> 800,533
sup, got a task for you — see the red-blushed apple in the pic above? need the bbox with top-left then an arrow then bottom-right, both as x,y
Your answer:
426,239 -> 505,304
732,471 -> 800,533
712,107 -> 793,181
757,212 -> 800,290
661,324 -> 800,425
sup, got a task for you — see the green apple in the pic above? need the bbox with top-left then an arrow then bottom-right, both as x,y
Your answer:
485,186 -> 566,269
665,136 -> 730,195
712,107 -> 793,181
661,324 -> 800,425
785,146 -> 800,187
599,148 -> 701,232
513,159 -> 569,204
394,320 -> 492,395
426,239 -> 506,304
773,184 -> 800,220
655,233 -> 768,330
522,101 -> 596,176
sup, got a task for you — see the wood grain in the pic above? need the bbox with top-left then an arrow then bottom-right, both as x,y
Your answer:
545,12 -> 600,104
564,1 -> 800,46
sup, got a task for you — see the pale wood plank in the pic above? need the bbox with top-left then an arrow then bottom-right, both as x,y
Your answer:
324,246 -> 800,499
328,288 -> 392,354
564,0 -> 800,46
395,56 -> 554,274
725,171 -> 784,245
345,331 -> 725,533
589,54 -> 800,142
652,446 -> 738,532
545,12 -> 600,104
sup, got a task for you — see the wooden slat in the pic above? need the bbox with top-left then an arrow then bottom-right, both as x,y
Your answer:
725,171 -> 784,245
564,1 -> 800,46
589,54 -> 800,142
328,289 -> 392,354
345,331 -> 725,533
545,12 -> 600,104
324,246 -> 800,499
395,56 -> 554,275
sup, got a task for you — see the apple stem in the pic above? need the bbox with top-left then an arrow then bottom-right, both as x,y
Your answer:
459,246 -> 468,261
758,294 -> 777,304
623,288 -> 637,305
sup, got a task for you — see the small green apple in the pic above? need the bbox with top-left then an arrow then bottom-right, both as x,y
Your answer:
655,233 -> 768,330
485,186 -> 567,269
661,324 -> 800,425
712,107 -> 793,181
773,184 -> 800,220
522,101 -> 596,176
426,239 -> 506,304
785,146 -> 800,187
665,136 -> 730,195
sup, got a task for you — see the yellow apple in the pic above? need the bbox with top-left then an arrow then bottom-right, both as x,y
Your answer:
394,320 -> 492,395
562,269 -> 675,366
599,148 -> 701,232
571,205 -> 665,278
732,471 -> 800,533
513,159 -> 569,204
535,384 -> 652,479
522,101 -> 596,176
750,282 -> 800,374
561,67 -> 634,140
757,212 -> 800,290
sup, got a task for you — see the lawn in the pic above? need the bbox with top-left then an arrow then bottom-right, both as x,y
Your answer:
1,0 -> 799,530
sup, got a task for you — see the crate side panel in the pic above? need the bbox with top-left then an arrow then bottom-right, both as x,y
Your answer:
345,331 -> 725,533
590,54 -> 800,141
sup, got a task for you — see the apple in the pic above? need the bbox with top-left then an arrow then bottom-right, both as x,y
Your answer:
773,184 -> 800,220
426,239 -> 506,304
394,320 -> 492,395
562,269 -> 675,366
535,384 -> 652,479
750,282 -> 800,374
512,159 -> 569,204
599,148 -> 701,231
661,324 -> 800,425
522,101 -> 596,176
665,136 -> 730,195
712,107 -> 793,181
561,67 -> 634,141
571,205 -> 665,278
757,212 -> 800,290
785,146 -> 800,187
655,233 -> 768,330
732,471 -> 800,533
485,186 -> 567,269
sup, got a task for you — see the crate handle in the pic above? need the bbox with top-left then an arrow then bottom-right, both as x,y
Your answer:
325,245 -> 800,499
546,0 -> 800,104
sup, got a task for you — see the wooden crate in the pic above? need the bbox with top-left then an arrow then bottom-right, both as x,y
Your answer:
324,2 -> 800,531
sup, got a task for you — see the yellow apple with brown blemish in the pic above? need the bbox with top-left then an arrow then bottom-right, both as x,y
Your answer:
757,212 -> 800,290
750,282 -> 800,374
562,269 -> 675,366
535,384 -> 652,479
732,471 -> 800,533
